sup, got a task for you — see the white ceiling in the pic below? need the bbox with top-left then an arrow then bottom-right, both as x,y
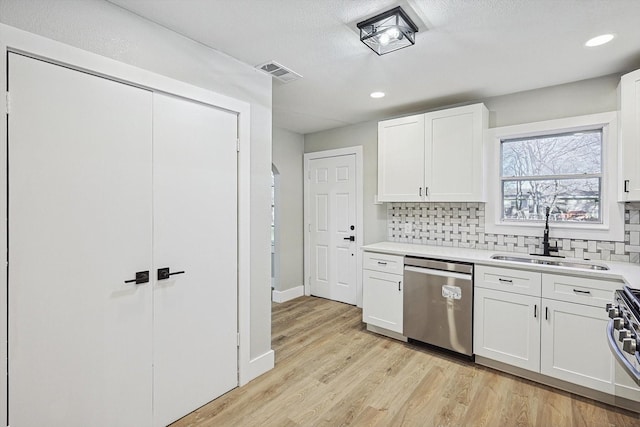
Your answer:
108,0 -> 640,135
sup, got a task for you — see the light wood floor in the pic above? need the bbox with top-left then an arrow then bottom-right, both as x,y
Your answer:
172,296 -> 640,426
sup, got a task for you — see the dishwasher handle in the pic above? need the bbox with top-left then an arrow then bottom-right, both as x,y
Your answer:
404,265 -> 472,281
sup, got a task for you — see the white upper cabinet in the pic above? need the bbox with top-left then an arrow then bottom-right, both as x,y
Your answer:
378,114 -> 425,202
619,68 -> 640,201
425,104 -> 487,201
377,103 -> 488,202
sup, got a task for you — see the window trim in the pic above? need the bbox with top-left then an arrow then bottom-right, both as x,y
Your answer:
485,111 -> 624,242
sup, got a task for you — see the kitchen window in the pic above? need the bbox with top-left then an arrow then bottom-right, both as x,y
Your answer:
501,130 -> 602,224
485,112 -> 624,241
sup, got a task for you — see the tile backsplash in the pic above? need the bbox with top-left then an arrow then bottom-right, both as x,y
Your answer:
388,202 -> 640,264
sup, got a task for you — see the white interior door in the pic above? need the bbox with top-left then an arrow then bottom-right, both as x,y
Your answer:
308,154 -> 357,304
152,93 -> 239,426
8,53 -> 154,427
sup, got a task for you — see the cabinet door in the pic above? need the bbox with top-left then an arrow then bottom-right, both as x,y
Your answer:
541,299 -> 614,393
377,114 -> 425,202
363,270 -> 403,333
425,104 -> 487,201
620,69 -> 640,201
474,288 -> 540,372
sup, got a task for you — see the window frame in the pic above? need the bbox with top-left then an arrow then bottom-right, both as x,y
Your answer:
485,111 -> 624,242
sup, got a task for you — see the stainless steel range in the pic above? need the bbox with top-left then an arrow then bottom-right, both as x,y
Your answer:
607,286 -> 640,386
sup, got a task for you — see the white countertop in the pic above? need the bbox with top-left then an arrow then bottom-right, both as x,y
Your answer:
362,241 -> 640,288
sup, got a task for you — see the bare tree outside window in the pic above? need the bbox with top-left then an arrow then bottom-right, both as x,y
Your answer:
501,130 -> 602,223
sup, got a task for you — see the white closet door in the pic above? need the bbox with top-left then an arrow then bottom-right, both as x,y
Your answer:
8,53 -> 153,427
152,93 -> 238,426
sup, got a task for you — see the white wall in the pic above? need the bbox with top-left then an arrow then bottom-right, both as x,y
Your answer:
0,0 -> 272,361
304,74 -> 621,244
272,128 -> 304,293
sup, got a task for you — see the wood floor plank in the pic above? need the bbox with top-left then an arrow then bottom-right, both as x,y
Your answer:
171,296 -> 640,427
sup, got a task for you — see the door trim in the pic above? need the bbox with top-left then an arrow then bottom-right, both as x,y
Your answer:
0,23 -> 259,423
304,147 -> 364,307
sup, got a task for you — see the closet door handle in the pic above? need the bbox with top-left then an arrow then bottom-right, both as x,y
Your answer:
157,267 -> 185,281
124,271 -> 149,284
625,180 -> 630,193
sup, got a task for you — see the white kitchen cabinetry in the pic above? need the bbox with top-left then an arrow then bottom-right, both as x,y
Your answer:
377,103 -> 487,202
475,265 -> 620,394
474,266 -> 542,371
619,68 -> 640,201
425,104 -> 487,201
540,299 -> 613,393
540,274 -> 617,393
377,114 -> 425,202
362,252 -> 404,334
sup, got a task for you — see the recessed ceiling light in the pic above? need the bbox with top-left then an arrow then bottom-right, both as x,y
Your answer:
585,34 -> 615,47
370,91 -> 385,98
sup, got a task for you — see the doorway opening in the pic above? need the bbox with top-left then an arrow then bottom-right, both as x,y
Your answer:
271,165 -> 280,292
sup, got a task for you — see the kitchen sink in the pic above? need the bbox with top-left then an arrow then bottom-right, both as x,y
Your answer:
490,254 -> 609,271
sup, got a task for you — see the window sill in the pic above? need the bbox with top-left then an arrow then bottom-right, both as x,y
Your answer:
486,208 -> 625,242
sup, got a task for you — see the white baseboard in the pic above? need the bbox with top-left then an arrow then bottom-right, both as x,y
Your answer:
239,349 -> 275,386
272,285 -> 304,303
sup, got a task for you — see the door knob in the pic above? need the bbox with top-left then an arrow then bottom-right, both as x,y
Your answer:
343,236 -> 355,242
157,267 -> 186,280
124,271 -> 150,284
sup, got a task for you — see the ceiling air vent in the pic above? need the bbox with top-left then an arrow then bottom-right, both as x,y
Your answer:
256,61 -> 302,83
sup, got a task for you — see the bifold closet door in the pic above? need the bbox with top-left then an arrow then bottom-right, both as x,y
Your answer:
8,53 -> 154,427
152,94 -> 238,426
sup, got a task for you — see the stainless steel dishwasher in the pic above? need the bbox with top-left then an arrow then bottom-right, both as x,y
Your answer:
403,257 -> 473,356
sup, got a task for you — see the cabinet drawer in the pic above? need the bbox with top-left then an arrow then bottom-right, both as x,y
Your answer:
475,265 -> 541,297
363,252 -> 404,275
542,274 -> 620,308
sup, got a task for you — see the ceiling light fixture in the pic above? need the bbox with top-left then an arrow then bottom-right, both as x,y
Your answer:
585,34 -> 615,47
370,91 -> 385,98
357,6 -> 418,56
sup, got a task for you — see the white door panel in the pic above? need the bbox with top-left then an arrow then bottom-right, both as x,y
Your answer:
8,54 -> 239,427
152,93 -> 238,426
309,155 -> 357,304
8,53 -> 153,427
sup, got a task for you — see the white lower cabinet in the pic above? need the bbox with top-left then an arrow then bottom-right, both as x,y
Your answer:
363,269 -> 403,334
362,252 -> 404,334
540,298 -> 614,393
474,287 -> 540,372
475,265 -> 619,396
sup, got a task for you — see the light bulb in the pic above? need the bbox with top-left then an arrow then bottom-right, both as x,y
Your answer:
387,27 -> 400,40
378,32 -> 390,46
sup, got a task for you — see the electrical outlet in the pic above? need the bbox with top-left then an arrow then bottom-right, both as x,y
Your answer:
404,223 -> 412,234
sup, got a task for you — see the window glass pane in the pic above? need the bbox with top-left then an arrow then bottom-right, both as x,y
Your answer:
502,178 -> 600,222
501,130 -> 602,177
